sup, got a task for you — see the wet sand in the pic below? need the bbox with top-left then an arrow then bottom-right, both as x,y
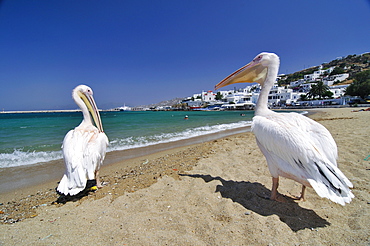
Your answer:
0,107 -> 369,245
0,125 -> 251,195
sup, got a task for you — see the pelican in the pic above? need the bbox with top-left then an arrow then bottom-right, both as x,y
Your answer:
57,85 -> 109,196
215,52 -> 354,205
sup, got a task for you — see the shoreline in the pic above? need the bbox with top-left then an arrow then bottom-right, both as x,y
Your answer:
1,107 -> 369,245
0,105 -> 352,114
0,129 -> 254,225
0,125 -> 251,196
1,108 -> 311,195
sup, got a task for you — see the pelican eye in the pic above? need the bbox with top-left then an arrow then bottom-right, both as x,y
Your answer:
253,55 -> 263,62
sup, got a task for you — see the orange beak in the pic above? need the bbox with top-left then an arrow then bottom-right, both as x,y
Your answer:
215,59 -> 267,90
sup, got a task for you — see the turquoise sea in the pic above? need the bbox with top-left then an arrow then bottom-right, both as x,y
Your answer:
0,110 -> 254,169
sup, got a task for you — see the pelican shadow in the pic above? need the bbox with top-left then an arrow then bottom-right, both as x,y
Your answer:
180,174 -> 330,232
55,180 -> 97,204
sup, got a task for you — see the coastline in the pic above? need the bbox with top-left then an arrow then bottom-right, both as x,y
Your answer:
0,125 -> 251,196
1,107 -> 369,245
0,109 -> 118,114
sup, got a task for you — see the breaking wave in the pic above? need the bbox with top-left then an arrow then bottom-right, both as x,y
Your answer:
0,121 -> 251,169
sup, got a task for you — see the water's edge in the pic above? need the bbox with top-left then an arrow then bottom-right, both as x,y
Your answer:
0,126 -> 251,194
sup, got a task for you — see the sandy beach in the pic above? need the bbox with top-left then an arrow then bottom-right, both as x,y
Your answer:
0,107 -> 369,245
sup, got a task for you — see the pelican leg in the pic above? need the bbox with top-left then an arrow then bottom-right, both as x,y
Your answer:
270,177 -> 279,200
270,177 -> 287,202
289,185 -> 306,201
299,185 -> 306,200
95,170 -> 103,188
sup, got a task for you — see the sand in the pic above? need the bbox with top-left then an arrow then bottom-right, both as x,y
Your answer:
0,107 -> 369,245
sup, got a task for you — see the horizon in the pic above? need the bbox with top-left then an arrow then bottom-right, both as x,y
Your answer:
1,1 -> 369,111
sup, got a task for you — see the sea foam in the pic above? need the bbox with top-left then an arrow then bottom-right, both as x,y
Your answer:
0,120 -> 251,169
108,121 -> 252,152
0,149 -> 63,168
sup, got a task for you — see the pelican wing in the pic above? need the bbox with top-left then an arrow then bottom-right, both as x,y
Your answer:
252,112 -> 354,205
84,132 -> 109,179
57,129 -> 108,196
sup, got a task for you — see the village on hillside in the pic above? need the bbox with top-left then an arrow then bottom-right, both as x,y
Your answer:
116,53 -> 370,111
183,64 -> 351,111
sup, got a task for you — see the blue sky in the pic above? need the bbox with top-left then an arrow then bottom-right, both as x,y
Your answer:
1,0 -> 369,110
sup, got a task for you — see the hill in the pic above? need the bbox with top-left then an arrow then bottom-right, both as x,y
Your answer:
279,52 -> 370,85
142,53 -> 370,108
139,97 -> 185,109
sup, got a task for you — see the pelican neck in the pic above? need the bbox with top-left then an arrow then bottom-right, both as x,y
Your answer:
73,92 -> 93,127
254,62 -> 279,116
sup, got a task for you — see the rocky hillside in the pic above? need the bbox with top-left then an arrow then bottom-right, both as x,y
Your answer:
280,52 -> 370,85
139,97 -> 185,109
142,53 -> 370,107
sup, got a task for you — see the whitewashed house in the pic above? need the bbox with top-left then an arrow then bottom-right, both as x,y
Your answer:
268,85 -> 303,105
329,84 -> 349,98
322,73 -> 349,86
290,79 -> 305,87
201,91 -> 216,102
225,92 -> 252,103
304,66 -> 335,82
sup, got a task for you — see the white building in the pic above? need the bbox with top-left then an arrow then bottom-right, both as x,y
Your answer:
289,64 -> 350,92
225,92 -> 253,104
267,85 -> 304,106
304,66 -> 335,82
329,84 -> 349,98
322,73 -> 349,86
300,83 -> 313,92
290,79 -> 305,87
186,99 -> 203,108
218,83 -> 304,107
201,91 -> 216,102
186,76 -> 351,110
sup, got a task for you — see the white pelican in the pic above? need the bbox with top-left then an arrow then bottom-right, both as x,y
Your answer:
215,52 -> 354,205
57,85 -> 109,196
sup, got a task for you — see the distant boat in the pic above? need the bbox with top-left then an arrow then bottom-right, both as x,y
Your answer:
117,104 -> 132,111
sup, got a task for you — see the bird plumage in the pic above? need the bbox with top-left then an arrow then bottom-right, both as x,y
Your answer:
215,52 -> 354,205
252,111 -> 353,205
57,85 -> 108,196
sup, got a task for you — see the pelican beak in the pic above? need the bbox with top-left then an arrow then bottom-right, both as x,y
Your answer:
78,91 -> 104,132
215,59 -> 268,90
